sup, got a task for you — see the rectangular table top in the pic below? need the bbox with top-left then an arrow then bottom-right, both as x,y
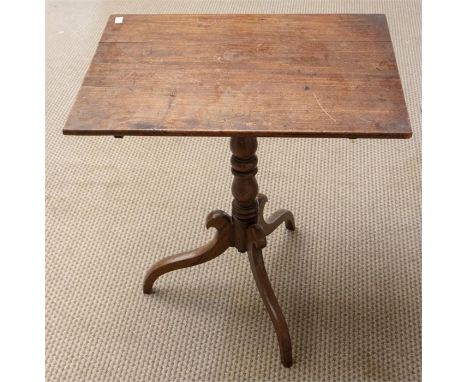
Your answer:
63,14 -> 411,138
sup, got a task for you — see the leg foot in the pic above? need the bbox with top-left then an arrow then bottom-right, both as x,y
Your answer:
143,210 -> 232,294
257,193 -> 295,236
247,226 -> 293,367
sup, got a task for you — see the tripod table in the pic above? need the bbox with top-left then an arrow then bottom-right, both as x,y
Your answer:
63,14 -> 411,367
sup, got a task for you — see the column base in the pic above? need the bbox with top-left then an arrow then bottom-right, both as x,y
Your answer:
143,194 -> 295,367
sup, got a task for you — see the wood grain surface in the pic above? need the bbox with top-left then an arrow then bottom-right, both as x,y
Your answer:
63,14 -> 411,138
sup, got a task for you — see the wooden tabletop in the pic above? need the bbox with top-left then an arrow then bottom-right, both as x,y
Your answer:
63,14 -> 411,138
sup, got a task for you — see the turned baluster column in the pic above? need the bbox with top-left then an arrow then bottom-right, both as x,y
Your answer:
230,137 -> 260,252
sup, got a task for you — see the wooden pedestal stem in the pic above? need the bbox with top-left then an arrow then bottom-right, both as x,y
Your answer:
143,137 -> 295,367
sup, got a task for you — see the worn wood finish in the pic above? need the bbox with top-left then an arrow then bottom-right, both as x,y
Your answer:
63,14 -> 411,138
65,13 -> 412,368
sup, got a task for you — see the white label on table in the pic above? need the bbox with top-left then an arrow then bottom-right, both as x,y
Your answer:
114,16 -> 124,24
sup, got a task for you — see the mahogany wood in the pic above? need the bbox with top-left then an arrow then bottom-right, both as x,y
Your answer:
247,231 -> 293,368
64,13 -> 412,368
143,137 -> 295,366
143,210 -> 232,294
63,14 -> 411,138
258,193 -> 295,235
230,137 -> 259,252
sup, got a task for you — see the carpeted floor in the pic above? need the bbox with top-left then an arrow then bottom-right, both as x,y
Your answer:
45,1 -> 421,381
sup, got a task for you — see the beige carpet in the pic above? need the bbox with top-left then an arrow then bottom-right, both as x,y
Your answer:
46,1 -> 421,381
